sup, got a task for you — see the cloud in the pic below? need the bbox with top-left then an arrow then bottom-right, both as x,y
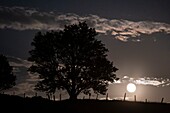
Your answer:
5,56 -> 39,96
115,35 -> 129,42
8,56 -> 32,68
134,77 -> 163,86
113,96 -> 132,101
114,76 -> 170,87
98,97 -> 113,100
0,6 -> 170,42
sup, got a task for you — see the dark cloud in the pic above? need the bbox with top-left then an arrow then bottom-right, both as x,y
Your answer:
0,6 -> 170,42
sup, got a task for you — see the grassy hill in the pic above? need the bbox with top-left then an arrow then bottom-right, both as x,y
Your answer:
0,94 -> 170,113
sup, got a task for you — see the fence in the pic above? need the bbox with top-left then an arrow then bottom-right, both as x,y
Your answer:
0,91 -> 166,103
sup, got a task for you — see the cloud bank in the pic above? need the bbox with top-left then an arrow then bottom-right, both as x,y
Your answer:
0,6 -> 170,42
115,76 -> 170,87
6,56 -> 39,96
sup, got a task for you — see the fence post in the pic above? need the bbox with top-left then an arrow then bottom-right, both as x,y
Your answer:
106,93 -> 108,100
134,95 -> 136,102
96,94 -> 98,100
35,92 -> 37,97
123,93 -> 126,101
161,98 -> 164,103
24,93 -> 25,98
59,93 -> 62,101
145,99 -> 147,103
47,94 -> 50,100
89,93 -> 91,99
83,96 -> 85,100
53,94 -> 55,101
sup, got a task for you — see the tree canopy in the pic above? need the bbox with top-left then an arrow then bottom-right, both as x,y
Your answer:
28,21 -> 118,100
0,54 -> 16,91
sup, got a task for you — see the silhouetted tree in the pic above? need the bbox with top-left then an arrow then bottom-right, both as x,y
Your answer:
0,54 -> 16,92
28,22 -> 119,100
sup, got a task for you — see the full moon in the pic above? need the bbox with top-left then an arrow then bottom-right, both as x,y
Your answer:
127,83 -> 136,93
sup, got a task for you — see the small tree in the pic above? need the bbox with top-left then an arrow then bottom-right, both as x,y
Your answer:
28,22 -> 118,100
0,54 -> 16,92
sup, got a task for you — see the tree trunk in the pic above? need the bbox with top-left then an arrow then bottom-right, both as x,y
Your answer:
69,85 -> 78,100
69,93 -> 78,100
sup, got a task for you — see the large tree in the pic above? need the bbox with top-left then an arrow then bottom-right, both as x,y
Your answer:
0,54 -> 16,92
28,22 -> 118,100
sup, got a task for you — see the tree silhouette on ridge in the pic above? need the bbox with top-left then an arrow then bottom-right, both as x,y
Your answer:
28,21 -> 119,100
0,54 -> 16,92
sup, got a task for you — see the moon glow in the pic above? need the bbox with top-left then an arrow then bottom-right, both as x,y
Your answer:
127,83 -> 136,93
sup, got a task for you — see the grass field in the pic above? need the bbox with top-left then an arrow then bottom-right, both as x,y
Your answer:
0,94 -> 170,113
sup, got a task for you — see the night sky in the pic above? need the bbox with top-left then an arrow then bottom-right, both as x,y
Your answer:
1,0 -> 170,102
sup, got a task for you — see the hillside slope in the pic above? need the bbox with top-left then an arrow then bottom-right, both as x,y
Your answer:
0,94 -> 169,113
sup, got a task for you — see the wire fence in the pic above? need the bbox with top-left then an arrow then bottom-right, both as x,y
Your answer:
0,91 -> 166,103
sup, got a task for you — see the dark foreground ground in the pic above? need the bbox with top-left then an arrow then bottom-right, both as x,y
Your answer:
0,94 -> 170,113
